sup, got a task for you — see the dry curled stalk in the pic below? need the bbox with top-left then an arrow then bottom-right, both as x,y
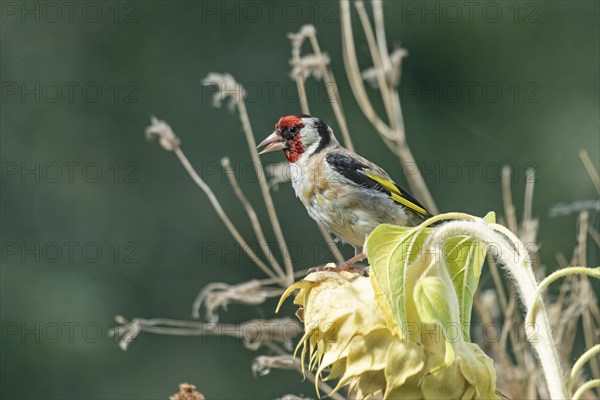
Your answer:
109,315 -> 300,352
191,280 -> 283,322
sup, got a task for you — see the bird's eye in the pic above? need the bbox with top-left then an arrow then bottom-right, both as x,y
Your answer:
289,127 -> 298,134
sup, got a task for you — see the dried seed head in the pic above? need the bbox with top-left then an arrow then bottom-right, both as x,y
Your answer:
145,116 -> 181,151
201,72 -> 245,111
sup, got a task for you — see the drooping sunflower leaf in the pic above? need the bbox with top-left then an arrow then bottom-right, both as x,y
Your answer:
443,212 -> 495,341
366,224 -> 431,337
414,276 -> 459,372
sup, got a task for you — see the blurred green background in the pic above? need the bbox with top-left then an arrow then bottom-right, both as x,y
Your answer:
1,1 -> 598,399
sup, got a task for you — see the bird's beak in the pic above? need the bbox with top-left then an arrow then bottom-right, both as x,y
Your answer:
257,131 -> 287,154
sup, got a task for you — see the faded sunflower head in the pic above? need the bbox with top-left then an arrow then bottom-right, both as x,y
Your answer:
278,213 -> 500,399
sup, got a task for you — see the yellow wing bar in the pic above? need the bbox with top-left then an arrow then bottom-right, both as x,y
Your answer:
364,172 -> 430,217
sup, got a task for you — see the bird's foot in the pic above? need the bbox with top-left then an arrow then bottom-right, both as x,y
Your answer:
307,252 -> 368,275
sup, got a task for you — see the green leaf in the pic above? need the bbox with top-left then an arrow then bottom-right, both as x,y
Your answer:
366,224 -> 431,336
443,236 -> 486,341
366,213 -> 495,342
414,276 -> 456,327
414,276 -> 458,372
443,212 -> 494,341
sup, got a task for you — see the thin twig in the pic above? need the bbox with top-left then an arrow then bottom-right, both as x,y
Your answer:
354,1 -> 395,119
173,148 -> 278,280
316,224 -> 345,264
577,212 -> 589,266
290,61 -> 346,266
502,166 -> 518,233
372,0 -> 438,213
110,316 -> 300,352
556,252 -> 570,268
372,0 -> 403,134
307,34 -> 354,152
523,167 -> 535,227
473,290 -> 501,357
487,253 -> 509,314
579,149 -> 600,194
340,0 -> 438,213
296,77 -> 311,116
339,0 -> 401,141
587,224 -> 600,248
499,297 -> 522,366
236,100 -> 295,285
222,157 -> 286,281
265,343 -> 346,400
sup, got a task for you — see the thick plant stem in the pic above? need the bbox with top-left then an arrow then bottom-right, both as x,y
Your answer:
419,215 -> 569,399
492,224 -> 568,399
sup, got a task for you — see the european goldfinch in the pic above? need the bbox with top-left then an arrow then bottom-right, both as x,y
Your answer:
257,114 -> 432,268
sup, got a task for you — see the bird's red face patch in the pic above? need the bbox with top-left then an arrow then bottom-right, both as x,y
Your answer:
284,135 -> 304,163
276,115 -> 305,163
276,115 -> 304,132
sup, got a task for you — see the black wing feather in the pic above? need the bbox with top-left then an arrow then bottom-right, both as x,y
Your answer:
326,153 -> 383,191
326,152 -> 431,217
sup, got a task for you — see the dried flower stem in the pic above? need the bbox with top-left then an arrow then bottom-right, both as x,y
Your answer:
306,34 -> 354,152
354,1 -> 394,119
190,265 -> 324,321
289,63 -> 346,265
587,224 -> 600,247
340,1 -> 399,143
579,149 -> 600,194
340,0 -> 438,213
502,166 -> 518,233
263,343 -> 346,400
296,77 -> 310,116
315,225 -> 345,264
499,165 -> 531,376
577,211 -> 589,266
487,254 -> 509,313
236,100 -> 295,285
110,315 -> 299,352
173,147 -> 277,280
372,0 -> 406,135
498,297 -> 518,364
222,157 -> 286,280
523,168 -> 535,227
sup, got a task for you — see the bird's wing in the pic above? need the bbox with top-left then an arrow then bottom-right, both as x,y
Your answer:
326,151 -> 432,218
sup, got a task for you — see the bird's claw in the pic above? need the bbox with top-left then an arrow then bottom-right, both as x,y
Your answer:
306,263 -> 369,276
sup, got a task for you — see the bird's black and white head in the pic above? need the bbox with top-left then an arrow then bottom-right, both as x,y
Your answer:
257,114 -> 338,163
